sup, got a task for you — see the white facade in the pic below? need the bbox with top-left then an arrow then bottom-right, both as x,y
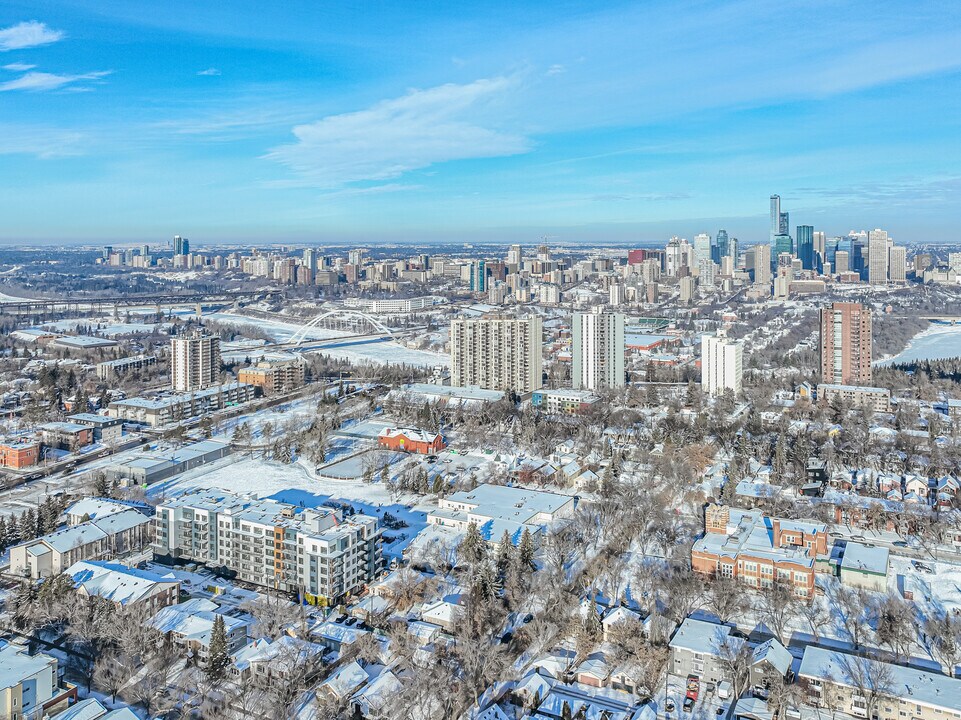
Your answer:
572,310 -> 625,391
450,315 -> 543,393
701,331 -> 743,396
170,331 -> 220,392
153,488 -> 381,604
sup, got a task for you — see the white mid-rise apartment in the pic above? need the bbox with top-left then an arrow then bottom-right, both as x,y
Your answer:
153,488 -> 382,605
572,309 -> 625,391
701,331 -> 743,396
450,315 -> 543,393
170,330 -> 221,391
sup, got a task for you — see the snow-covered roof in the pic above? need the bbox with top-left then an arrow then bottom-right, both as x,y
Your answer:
68,560 -> 178,606
669,618 -> 741,656
799,646 -> 961,712
751,638 -> 792,675
149,598 -> 247,646
0,644 -> 54,691
66,497 -> 132,521
841,542 -> 890,576
321,660 -> 371,700
378,427 -> 441,444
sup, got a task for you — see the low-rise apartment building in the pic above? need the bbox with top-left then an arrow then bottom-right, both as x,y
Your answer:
669,618 -> 743,686
67,560 -> 181,613
799,646 -> 961,720
817,383 -> 891,413
150,598 -> 248,666
428,483 -> 576,545
96,354 -> 157,381
107,382 -> 255,426
0,644 -> 76,720
66,413 -> 124,444
152,488 -> 382,605
237,359 -> 306,394
40,422 -> 94,451
691,504 -> 828,598
531,388 -> 601,415
10,508 -> 153,579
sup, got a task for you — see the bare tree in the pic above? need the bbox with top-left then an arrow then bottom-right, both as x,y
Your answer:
925,613 -> 961,677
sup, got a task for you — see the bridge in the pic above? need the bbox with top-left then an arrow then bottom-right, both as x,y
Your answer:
0,290 -> 281,316
257,309 -> 426,352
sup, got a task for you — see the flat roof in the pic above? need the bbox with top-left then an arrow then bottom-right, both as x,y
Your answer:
840,541 -> 889,575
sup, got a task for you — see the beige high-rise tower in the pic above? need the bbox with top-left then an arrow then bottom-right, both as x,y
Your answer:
450,315 -> 543,393
171,330 -> 221,392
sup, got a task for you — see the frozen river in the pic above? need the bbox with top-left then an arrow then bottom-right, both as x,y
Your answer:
876,323 -> 961,366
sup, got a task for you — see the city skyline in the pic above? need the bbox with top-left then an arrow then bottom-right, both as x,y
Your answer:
2,1 -> 961,243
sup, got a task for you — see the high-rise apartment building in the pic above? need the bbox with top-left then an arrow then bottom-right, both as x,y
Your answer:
173,235 -> 189,256
171,330 -> 221,392
701,331 -> 743,396
450,315 -> 543,393
779,212 -> 790,236
469,260 -> 487,292
506,244 -> 522,267
797,225 -> 815,270
572,309 -> 625,391
820,302 -> 872,385
153,488 -> 381,604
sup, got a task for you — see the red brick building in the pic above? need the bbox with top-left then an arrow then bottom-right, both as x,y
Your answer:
691,504 -> 829,598
377,428 -> 445,455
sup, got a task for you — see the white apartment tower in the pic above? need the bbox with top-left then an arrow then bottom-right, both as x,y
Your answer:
171,330 -> 221,392
701,331 -> 743,396
572,308 -> 625,391
450,315 -> 543,393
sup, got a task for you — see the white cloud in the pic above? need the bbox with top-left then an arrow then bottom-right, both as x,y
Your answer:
0,70 -> 111,92
546,64 -> 565,76
3,62 -> 35,71
0,21 -> 64,52
197,67 -> 221,76
266,77 -> 530,187
0,124 -> 84,158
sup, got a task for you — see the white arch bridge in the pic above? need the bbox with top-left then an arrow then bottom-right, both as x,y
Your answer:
286,310 -> 397,347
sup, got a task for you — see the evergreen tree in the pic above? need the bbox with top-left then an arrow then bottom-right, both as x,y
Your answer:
518,527 -> 535,570
431,473 -> 445,496
206,614 -> 230,682
11,580 -> 37,630
0,516 -> 7,553
380,462 -> 390,484
18,509 -> 37,541
584,601 -> 602,640
496,530 -> 514,575
459,521 -> 486,566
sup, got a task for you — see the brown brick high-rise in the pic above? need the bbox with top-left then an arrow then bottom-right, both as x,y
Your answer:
820,302 -> 872,385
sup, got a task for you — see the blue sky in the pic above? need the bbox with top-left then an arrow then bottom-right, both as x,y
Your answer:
1,0 -> 960,245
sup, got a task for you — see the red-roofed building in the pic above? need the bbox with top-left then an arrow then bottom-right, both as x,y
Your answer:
378,427 -> 445,455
